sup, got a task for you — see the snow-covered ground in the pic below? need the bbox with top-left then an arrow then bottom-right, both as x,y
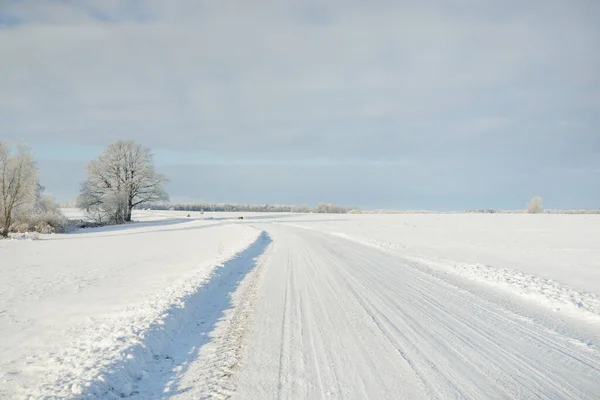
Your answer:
1,211 -> 599,398
282,213 -> 600,324
0,210 -> 264,398
235,222 -> 600,399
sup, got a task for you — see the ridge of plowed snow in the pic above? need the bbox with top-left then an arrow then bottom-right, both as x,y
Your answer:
405,255 -> 600,324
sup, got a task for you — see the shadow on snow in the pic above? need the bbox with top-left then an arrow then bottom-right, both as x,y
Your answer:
79,232 -> 272,399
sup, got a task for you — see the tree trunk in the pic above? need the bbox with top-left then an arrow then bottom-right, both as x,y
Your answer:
125,197 -> 133,222
1,213 -> 10,237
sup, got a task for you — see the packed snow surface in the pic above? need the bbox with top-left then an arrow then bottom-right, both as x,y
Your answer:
1,211 -> 599,398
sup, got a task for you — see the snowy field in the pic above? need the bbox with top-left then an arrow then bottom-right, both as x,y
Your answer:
282,213 -> 600,322
0,210 -> 267,398
1,210 -> 599,398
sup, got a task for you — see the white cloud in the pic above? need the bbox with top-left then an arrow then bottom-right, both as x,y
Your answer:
1,1 -> 599,207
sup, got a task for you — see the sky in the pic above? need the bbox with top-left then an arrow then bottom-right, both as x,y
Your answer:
1,0 -> 599,210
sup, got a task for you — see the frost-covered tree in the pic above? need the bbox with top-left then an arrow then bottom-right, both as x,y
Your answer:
527,196 -> 543,214
78,141 -> 169,224
0,142 -> 39,237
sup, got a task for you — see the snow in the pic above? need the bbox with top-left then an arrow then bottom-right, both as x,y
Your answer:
235,222 -> 600,399
2,211 -> 599,398
282,213 -> 600,318
403,255 -> 600,325
0,212 -> 262,398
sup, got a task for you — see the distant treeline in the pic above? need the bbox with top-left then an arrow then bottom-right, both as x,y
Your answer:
138,202 -> 361,214
465,209 -> 600,214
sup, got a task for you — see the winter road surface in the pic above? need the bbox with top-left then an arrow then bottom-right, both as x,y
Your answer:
231,223 -> 600,400
2,212 -> 600,399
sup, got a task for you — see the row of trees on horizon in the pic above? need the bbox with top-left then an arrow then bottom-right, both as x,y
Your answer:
141,202 -> 360,214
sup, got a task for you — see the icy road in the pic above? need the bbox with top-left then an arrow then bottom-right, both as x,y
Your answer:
231,223 -> 600,399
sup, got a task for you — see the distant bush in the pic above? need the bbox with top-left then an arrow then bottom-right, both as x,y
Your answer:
527,197 -> 543,214
543,209 -> 600,214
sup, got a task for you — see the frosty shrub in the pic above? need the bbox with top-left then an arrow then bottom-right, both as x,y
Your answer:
9,208 -> 67,234
6,186 -> 67,234
9,221 -> 30,233
527,197 -> 543,214
35,222 -> 56,234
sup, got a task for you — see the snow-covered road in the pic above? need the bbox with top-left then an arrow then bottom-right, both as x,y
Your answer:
234,223 -> 600,399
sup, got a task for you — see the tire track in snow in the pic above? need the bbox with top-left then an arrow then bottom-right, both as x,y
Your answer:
236,226 -> 429,399
372,239 -> 598,397
276,250 -> 292,399
300,243 -> 339,398
343,240 -> 600,399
